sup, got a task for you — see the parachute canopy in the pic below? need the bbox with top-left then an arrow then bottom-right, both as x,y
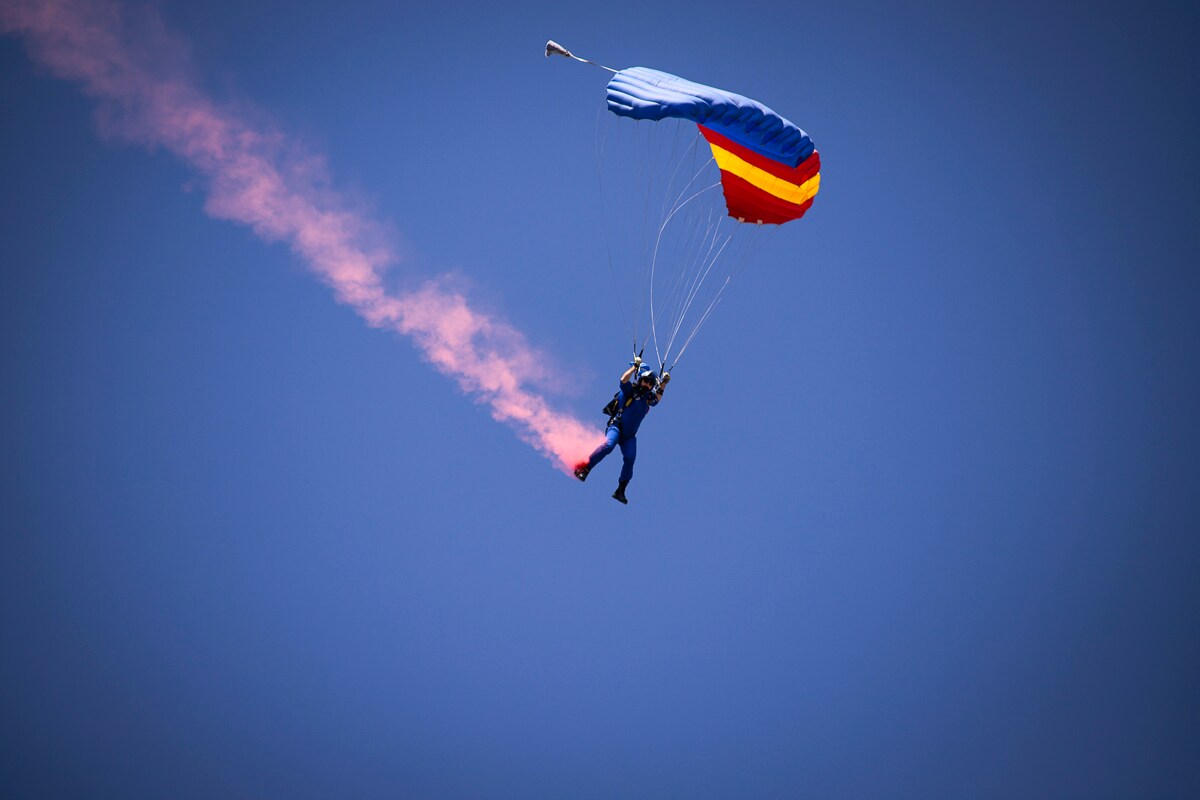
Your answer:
605,67 -> 820,225
547,42 -> 822,369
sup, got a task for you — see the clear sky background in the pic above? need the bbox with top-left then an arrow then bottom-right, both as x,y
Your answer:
2,0 -> 1198,797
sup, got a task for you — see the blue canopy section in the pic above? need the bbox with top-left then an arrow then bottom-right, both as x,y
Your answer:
606,67 -> 815,168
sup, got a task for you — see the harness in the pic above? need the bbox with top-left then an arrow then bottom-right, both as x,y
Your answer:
602,386 -> 651,429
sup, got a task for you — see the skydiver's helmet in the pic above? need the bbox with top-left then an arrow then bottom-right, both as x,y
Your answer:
637,368 -> 658,389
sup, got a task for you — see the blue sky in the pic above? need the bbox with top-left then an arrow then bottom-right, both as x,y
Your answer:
2,0 -> 1198,797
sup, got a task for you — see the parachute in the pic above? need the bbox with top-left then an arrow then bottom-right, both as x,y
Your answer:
548,42 -> 820,371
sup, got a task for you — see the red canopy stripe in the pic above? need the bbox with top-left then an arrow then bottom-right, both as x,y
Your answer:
717,171 -> 816,224
700,126 -> 821,186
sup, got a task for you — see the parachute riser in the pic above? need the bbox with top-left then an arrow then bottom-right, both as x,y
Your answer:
628,341 -> 672,385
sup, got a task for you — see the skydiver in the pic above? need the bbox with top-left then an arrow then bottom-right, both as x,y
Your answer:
573,357 -> 670,504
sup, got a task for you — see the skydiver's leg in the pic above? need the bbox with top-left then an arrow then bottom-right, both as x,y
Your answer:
585,425 -> 621,470
618,435 -> 637,484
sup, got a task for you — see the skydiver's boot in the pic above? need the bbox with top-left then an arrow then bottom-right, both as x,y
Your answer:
573,464 -> 590,482
612,481 -> 628,504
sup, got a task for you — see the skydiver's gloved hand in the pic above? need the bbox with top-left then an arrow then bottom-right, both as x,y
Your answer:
633,356 -> 642,368
661,372 -> 671,385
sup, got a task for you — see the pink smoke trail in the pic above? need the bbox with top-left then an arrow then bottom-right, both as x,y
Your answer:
1,0 -> 600,472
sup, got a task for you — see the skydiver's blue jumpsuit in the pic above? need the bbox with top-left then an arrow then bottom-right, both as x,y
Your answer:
585,380 -> 658,484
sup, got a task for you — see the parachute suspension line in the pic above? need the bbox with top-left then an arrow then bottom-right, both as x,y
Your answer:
645,129 -> 719,364
660,204 -> 713,353
654,134 -> 726,366
661,220 -> 733,365
652,125 -> 734,367
594,109 -> 632,349
642,119 -> 668,349
633,120 -> 652,352
672,224 -> 778,367
650,132 -> 711,342
658,117 -> 696,224
662,147 -> 721,348
630,121 -> 649,348
663,195 -> 745,366
545,41 -> 618,73
661,222 -> 730,365
672,283 -> 728,365
658,184 -> 723,362
668,177 -> 725,325
653,185 -> 715,361
647,180 -> 722,369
